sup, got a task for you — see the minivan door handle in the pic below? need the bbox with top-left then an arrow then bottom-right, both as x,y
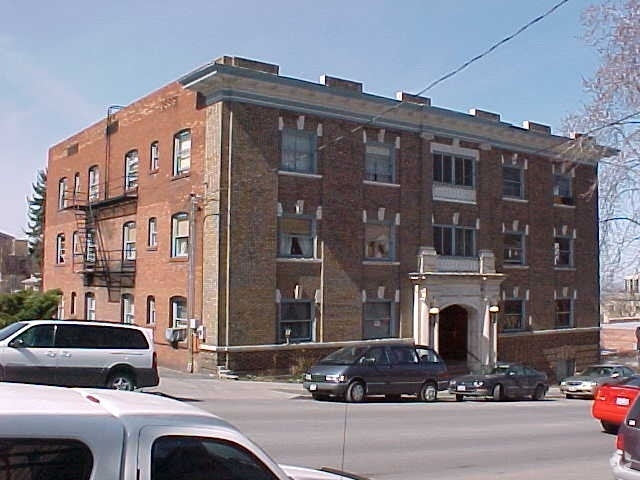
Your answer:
46,350 -> 56,358
61,351 -> 72,358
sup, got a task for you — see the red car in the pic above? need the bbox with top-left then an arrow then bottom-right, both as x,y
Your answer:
591,375 -> 640,434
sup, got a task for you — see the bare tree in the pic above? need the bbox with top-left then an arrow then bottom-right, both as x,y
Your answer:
565,0 -> 640,290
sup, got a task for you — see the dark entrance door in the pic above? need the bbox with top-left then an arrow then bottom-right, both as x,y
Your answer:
438,305 -> 468,362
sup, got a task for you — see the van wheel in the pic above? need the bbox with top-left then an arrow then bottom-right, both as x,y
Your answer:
107,373 -> 135,391
419,382 -> 438,402
346,381 -> 366,403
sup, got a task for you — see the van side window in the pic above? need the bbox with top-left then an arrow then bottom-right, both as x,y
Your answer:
362,347 -> 389,365
0,439 -> 93,480
151,436 -> 278,480
390,346 -> 418,364
54,325 -> 148,349
16,325 -> 55,348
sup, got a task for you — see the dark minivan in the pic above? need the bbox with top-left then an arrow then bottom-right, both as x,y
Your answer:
302,341 -> 448,402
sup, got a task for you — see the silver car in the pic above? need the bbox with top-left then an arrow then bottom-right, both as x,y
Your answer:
560,364 -> 635,399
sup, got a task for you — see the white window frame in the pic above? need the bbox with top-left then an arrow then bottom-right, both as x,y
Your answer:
150,141 -> 159,171
433,224 -> 475,258
433,152 -> 475,187
171,213 -> 189,257
88,166 -> 100,201
56,233 -> 66,264
173,130 -> 191,176
123,222 -> 136,261
124,150 -> 139,190
85,293 -> 96,321
171,296 -> 187,328
148,217 -> 158,247
147,296 -> 156,324
58,178 -> 68,209
122,294 -> 134,324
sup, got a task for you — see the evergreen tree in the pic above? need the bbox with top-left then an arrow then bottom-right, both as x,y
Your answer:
0,289 -> 61,327
25,169 -> 46,272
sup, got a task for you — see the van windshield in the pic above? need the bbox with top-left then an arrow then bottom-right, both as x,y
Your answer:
320,346 -> 369,365
0,322 -> 27,341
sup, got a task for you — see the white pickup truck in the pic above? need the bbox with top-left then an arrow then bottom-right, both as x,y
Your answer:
0,383 -> 363,480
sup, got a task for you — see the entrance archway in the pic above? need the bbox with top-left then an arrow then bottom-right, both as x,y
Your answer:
438,305 -> 468,363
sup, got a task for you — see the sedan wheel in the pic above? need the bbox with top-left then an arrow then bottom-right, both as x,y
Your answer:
346,381 -> 366,403
532,385 -> 546,401
455,394 -> 465,402
492,384 -> 504,401
419,383 -> 438,402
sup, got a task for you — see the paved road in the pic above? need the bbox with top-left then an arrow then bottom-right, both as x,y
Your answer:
144,369 -> 613,480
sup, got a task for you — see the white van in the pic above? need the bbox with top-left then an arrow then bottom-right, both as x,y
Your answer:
0,320 -> 159,390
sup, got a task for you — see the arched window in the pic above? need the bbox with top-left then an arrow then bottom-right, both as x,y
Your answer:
56,233 -> 66,264
148,217 -> 157,247
171,213 -> 189,257
88,166 -> 100,201
124,150 -> 139,190
150,141 -> 159,171
70,292 -> 77,316
85,292 -> 96,320
147,296 -> 156,324
121,294 -> 134,324
173,129 -> 191,176
123,222 -> 136,260
170,296 -> 187,328
73,172 -> 81,203
58,178 -> 68,209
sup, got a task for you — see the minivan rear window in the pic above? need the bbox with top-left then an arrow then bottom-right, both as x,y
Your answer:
0,438 -> 93,480
55,325 -> 150,349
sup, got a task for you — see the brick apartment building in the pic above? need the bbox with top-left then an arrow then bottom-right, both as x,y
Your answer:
43,56 -> 612,380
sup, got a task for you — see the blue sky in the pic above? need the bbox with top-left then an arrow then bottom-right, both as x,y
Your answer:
0,0 -> 598,238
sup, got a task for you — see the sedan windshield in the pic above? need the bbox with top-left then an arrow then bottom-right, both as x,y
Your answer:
579,366 -> 614,376
320,346 -> 370,365
490,365 -> 511,375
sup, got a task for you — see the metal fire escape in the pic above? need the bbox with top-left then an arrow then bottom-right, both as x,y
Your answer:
69,105 -> 138,302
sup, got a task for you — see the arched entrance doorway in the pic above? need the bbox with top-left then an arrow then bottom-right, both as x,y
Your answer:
438,305 -> 468,363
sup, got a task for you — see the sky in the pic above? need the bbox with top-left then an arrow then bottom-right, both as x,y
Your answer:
0,0 -> 600,239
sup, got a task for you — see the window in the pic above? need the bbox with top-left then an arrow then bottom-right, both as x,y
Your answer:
122,294 -> 134,324
58,178 -> 68,209
365,221 -> 394,260
71,291 -> 77,315
151,436 -> 278,480
72,231 -> 82,257
0,439 -> 93,480
433,225 -> 475,257
147,296 -> 156,324
502,165 -> 524,199
501,299 -> 525,332
150,141 -> 159,170
554,236 -> 573,267
123,222 -> 136,261
553,173 -> 573,205
85,229 -> 96,264
279,300 -> 313,342
85,293 -> 96,321
363,300 -> 392,339
88,166 -> 100,201
173,130 -> 191,176
278,215 -> 314,258
503,232 -> 525,265
17,324 -> 55,347
148,217 -> 158,247
433,152 -> 474,187
170,296 -> 187,328
73,172 -> 81,202
56,233 -> 66,264
365,143 -> 394,183
125,150 -> 139,190
555,298 -> 573,328
281,129 -> 316,173
171,213 -> 189,257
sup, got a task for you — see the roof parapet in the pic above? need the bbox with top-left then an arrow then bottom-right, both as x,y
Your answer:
395,92 -> 431,106
523,120 -> 551,135
320,74 -> 363,93
469,108 -> 501,122
214,56 -> 279,75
